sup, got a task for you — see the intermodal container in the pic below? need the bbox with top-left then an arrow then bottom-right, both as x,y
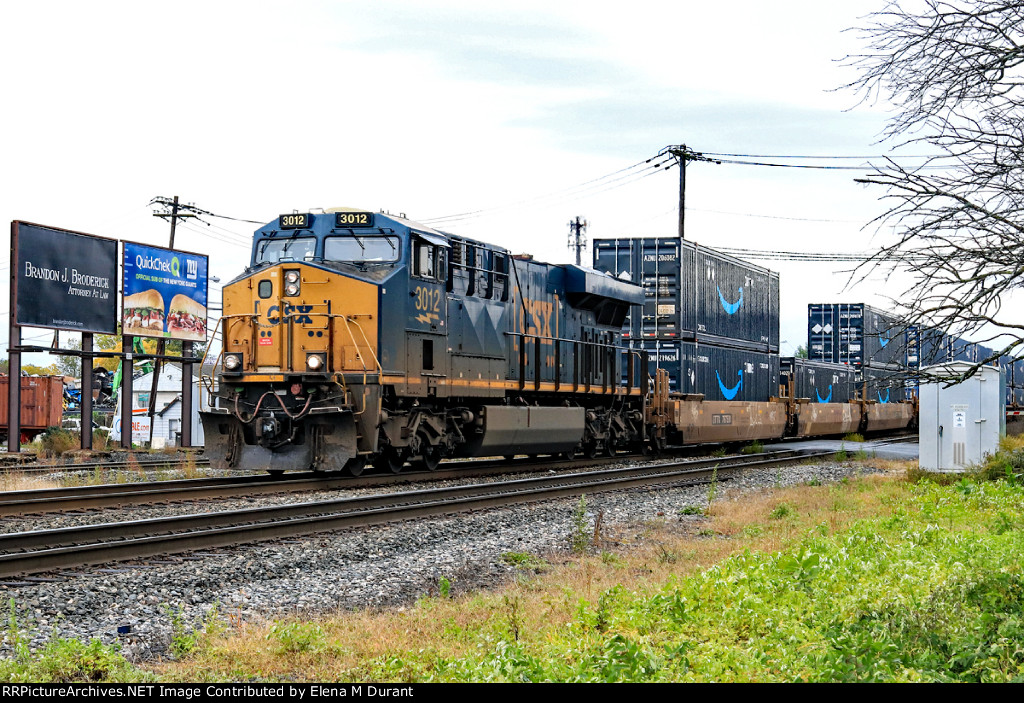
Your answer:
860,366 -> 907,405
630,340 -> 778,402
696,247 -> 779,351
594,237 -> 779,351
807,303 -> 907,368
0,375 -> 64,437
780,357 -> 858,403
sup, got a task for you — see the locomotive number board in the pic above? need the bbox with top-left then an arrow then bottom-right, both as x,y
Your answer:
279,213 -> 312,229
334,212 -> 375,228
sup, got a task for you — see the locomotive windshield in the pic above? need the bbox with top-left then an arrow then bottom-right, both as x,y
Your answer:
255,237 -> 316,264
324,235 -> 400,263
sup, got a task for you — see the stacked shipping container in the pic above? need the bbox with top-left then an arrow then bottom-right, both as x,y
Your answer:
780,357 -> 859,404
594,237 -> 780,402
810,306 -> 1021,404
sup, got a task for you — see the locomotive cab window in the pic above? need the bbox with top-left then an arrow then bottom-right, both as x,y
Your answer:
324,235 -> 400,263
255,237 -> 317,265
413,238 -> 448,281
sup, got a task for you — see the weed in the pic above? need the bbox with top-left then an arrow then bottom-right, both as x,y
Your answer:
711,447 -> 727,458
706,465 -> 719,509
834,444 -> 848,462
439,575 -> 452,598
740,440 -> 764,455
267,621 -> 326,654
843,433 -> 865,443
162,605 -> 200,659
656,545 -> 678,564
501,552 -> 547,570
853,449 -> 869,461
39,427 -> 75,457
601,551 -> 623,566
181,453 -> 200,480
7,599 -> 28,659
569,494 -> 590,555
806,477 -> 823,487
770,503 -> 795,520
503,594 -> 523,641
678,505 -> 703,516
742,524 -> 765,537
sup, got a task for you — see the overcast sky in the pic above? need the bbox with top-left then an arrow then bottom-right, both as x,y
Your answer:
1,0 -> 908,359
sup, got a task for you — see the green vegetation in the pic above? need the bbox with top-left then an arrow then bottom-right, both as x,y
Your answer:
7,459 -> 1024,682
740,440 -> 764,455
842,433 -> 865,443
569,495 -> 590,555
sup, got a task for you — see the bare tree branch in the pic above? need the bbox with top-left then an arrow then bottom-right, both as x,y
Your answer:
845,0 -> 1024,381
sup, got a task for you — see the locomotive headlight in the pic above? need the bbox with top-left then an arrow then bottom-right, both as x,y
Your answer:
306,353 -> 326,371
284,270 -> 301,297
224,353 -> 243,371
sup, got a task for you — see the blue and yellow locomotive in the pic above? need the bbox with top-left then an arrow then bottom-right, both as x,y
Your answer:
201,209 -> 649,474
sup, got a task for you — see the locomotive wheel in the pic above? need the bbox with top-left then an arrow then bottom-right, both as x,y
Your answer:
374,447 -> 407,474
604,441 -> 616,458
415,446 -> 441,472
386,448 -> 407,474
344,457 -> 366,477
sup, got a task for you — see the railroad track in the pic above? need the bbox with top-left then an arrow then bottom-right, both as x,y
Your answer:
1,455 -> 214,476
0,435 -> 918,516
0,448 -> 836,579
0,449 -> 773,516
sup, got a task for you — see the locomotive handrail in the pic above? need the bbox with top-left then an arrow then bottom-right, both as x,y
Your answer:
199,314 -> 259,405
329,313 -> 382,417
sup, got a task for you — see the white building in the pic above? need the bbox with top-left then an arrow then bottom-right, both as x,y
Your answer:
122,364 -> 206,447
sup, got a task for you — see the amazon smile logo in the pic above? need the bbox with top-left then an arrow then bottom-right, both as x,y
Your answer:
815,385 -> 833,403
717,285 -> 743,315
715,369 -> 743,400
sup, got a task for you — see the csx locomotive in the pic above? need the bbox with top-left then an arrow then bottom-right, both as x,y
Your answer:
201,209 -> 651,474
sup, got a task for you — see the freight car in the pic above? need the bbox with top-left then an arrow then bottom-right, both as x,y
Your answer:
201,212 -> 916,474
0,375 -> 64,444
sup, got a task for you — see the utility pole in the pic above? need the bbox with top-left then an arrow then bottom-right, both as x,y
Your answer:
567,216 -> 588,266
147,196 -> 198,448
659,145 -> 720,239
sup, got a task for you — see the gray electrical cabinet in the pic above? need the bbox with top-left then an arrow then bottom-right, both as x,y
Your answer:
919,362 -> 1005,472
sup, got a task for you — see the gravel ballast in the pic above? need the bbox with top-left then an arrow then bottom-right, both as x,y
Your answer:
0,459 -> 887,661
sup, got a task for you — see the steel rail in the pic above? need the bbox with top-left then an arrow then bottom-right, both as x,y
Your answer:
0,449 -> 803,516
0,449 -> 828,578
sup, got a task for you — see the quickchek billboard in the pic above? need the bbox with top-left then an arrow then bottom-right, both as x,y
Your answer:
122,242 -> 209,341
14,222 -> 118,333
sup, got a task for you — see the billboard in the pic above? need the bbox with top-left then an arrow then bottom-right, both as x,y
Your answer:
122,242 -> 209,341
14,222 -> 118,333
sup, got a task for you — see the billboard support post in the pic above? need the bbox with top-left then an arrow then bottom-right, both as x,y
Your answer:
8,222 -> 20,453
81,333 -> 93,450
121,336 -> 133,450
182,341 -> 193,448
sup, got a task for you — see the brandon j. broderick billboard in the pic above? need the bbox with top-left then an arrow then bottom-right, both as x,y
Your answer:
15,222 -> 118,334
122,242 -> 209,341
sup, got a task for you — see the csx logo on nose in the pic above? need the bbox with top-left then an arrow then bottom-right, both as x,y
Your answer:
266,304 -> 314,325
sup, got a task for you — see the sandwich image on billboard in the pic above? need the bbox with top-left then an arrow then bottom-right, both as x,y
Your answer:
123,289 -> 165,335
122,242 -> 208,341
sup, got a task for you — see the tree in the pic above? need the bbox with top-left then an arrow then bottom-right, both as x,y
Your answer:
844,0 -> 1024,378
795,344 -> 809,359
55,339 -> 82,378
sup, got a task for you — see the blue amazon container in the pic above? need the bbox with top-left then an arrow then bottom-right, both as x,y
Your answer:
780,357 -> 858,403
593,237 -> 779,352
630,340 -> 778,401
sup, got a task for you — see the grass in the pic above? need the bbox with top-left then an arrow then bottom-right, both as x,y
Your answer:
9,454 -> 1024,682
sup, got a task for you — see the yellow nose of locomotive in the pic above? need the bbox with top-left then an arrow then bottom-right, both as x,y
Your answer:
220,263 -> 379,376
